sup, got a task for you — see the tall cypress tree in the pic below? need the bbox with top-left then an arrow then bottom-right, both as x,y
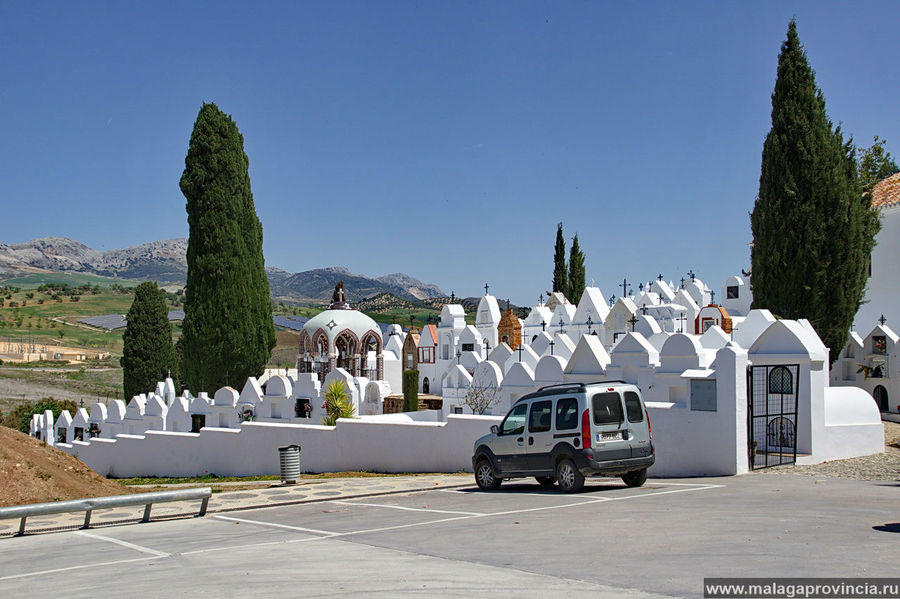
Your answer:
121,281 -> 177,401
179,102 -> 275,392
552,222 -> 568,296
567,234 -> 586,302
750,21 -> 880,364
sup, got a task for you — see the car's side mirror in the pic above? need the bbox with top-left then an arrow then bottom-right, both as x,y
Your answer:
490,425 -> 499,435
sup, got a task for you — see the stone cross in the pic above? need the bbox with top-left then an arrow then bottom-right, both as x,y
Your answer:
484,283 -> 489,296
629,314 -> 638,332
549,339 -> 555,355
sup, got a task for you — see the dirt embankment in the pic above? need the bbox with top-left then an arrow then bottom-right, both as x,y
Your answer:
0,426 -> 128,506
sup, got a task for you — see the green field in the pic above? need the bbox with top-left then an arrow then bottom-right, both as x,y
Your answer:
1,272 -> 147,289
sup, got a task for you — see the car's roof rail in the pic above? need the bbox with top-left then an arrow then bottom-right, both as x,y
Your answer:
584,380 -> 629,386
515,383 -> 586,404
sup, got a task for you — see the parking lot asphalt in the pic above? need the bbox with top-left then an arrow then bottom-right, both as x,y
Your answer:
0,473 -> 897,598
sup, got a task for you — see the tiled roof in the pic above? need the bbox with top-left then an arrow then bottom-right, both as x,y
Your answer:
424,324 -> 437,344
872,171 -> 900,208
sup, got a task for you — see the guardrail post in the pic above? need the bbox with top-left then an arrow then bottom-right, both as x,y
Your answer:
82,510 -> 92,529
199,496 -> 209,517
17,517 -> 26,536
142,504 -> 153,523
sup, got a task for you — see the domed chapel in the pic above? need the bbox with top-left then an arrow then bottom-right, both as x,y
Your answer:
297,282 -> 384,382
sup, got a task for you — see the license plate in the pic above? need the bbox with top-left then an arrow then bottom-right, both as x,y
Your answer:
597,431 -> 621,442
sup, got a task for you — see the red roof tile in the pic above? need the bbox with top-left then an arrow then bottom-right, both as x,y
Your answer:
872,172 -> 900,208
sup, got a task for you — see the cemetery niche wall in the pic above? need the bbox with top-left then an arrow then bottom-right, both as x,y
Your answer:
42,275 -> 885,479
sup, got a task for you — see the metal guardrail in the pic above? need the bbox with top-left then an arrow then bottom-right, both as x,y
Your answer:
0,487 -> 212,536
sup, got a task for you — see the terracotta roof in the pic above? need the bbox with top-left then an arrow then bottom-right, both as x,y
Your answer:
872,171 -> 900,208
424,324 -> 437,344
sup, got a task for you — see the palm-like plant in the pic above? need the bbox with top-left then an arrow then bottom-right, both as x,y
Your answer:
321,380 -> 356,426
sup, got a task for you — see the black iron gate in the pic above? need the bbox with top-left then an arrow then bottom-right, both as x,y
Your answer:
747,364 -> 799,470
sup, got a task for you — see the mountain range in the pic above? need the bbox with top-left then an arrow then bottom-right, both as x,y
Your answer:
0,237 -> 445,303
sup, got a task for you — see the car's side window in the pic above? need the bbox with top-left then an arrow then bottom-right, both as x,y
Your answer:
625,391 -> 644,423
528,400 -> 552,433
592,392 -> 624,425
555,397 -> 578,430
501,403 -> 528,436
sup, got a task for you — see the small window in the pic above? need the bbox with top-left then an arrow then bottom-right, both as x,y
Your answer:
500,403 -> 527,436
726,285 -> 739,299
294,399 -> 311,419
461,343 -> 475,352
591,393 -> 623,425
555,397 -> 579,430
624,391 -> 644,422
73,427 -> 84,441
57,428 -> 67,444
88,423 -> 100,438
528,400 -> 552,433
768,367 -> 792,394
191,414 -> 206,433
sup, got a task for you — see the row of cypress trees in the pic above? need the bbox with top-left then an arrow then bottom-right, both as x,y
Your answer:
122,103 -> 274,398
552,222 -> 586,303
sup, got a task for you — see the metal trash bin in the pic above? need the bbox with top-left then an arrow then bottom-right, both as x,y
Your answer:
278,444 -> 301,484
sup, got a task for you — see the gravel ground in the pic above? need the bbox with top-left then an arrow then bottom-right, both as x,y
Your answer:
755,421 -> 900,480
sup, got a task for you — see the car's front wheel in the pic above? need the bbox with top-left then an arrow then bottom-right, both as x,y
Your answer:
622,468 -> 648,488
556,458 -> 585,493
475,459 -> 501,491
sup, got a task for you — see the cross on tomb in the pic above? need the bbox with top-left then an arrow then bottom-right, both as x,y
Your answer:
677,313 -> 687,333
549,339 -> 555,355
483,339 -> 491,354
628,314 -> 639,332
456,350 -> 462,364
620,278 -> 628,298
657,273 -> 664,281
688,270 -> 696,282
879,314 -> 888,325
586,315 -> 594,334
539,293 -> 544,305
484,283 -> 490,296
639,282 -> 644,292
641,304 -> 648,315
710,290 -> 716,304
450,291 -> 455,302
558,320 -> 565,334
608,295 -> 616,307
517,344 -> 524,361
680,277 -> 685,289
541,319 -> 546,332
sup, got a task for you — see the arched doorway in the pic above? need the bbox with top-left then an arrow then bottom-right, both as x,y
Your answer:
423,377 -> 430,394
873,385 -> 889,412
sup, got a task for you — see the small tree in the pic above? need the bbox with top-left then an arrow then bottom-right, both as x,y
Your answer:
321,380 -> 356,426
463,375 -> 500,415
552,222 -> 568,296
858,136 -> 898,192
567,233 -> 586,301
121,282 -> 177,401
403,370 -> 419,412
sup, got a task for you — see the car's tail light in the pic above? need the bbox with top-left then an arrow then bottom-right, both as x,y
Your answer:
645,408 -> 652,441
581,408 -> 591,450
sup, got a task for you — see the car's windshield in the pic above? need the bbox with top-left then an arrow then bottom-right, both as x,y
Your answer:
501,403 -> 527,435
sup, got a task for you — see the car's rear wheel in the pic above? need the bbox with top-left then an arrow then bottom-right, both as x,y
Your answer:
622,468 -> 648,488
535,476 -> 556,488
475,459 -> 501,491
556,458 -> 584,493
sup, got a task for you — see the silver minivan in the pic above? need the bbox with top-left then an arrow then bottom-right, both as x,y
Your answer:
472,381 -> 655,492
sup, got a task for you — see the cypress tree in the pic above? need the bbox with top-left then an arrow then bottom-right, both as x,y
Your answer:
750,21 -> 880,364
567,234 -> 586,301
552,222 -> 568,296
121,281 -> 177,401
179,102 -> 276,392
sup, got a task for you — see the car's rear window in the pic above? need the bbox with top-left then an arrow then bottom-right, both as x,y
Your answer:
591,392 -> 623,425
625,391 -> 644,423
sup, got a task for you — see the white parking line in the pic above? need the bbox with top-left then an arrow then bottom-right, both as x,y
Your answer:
332,500 -> 484,516
73,530 -> 171,558
212,515 -> 339,537
0,556 -> 163,581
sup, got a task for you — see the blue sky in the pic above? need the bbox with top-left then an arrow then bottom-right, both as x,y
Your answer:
1,2 -> 897,305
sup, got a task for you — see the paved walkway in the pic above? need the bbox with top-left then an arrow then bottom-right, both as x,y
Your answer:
0,474 -> 472,536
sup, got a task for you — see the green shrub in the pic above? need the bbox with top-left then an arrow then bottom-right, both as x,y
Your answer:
403,370 -> 419,412
321,380 -> 356,426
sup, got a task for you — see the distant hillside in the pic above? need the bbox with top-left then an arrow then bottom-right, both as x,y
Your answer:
0,237 -> 445,303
